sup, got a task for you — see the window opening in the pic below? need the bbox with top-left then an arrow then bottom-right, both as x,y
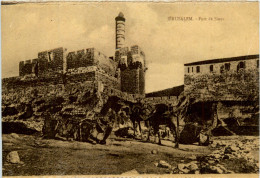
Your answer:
210,65 -> 214,72
237,61 -> 245,72
196,66 -> 200,73
224,63 -> 230,71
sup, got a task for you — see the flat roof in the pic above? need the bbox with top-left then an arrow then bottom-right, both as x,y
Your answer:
184,54 -> 259,66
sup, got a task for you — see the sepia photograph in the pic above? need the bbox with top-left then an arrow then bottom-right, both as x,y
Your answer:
1,1 -> 259,177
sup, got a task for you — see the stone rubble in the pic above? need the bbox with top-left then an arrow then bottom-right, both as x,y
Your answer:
154,138 -> 259,174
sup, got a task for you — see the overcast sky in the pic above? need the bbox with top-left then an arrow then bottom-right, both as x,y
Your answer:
2,2 -> 259,93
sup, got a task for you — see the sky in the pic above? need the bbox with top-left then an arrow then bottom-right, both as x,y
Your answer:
2,2 -> 259,93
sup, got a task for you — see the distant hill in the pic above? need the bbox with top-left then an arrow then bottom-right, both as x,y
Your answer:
145,85 -> 184,97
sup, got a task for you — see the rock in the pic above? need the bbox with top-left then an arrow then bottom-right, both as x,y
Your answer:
210,142 -> 217,148
189,155 -> 197,160
208,160 -> 215,164
199,132 -> 210,146
177,163 -> 186,170
210,166 -> 224,174
158,160 -> 171,168
182,168 -> 190,174
223,154 -> 230,159
6,151 -> 21,164
189,163 -> 199,171
224,147 -> 233,154
177,163 -> 190,173
227,170 -> 235,174
215,167 -> 224,174
121,169 -> 139,175
212,150 -> 222,154
68,138 -> 74,141
195,170 -> 200,174
151,150 -> 158,154
10,133 -> 19,139
230,145 -> 239,151
216,164 -> 228,173
213,154 -> 222,159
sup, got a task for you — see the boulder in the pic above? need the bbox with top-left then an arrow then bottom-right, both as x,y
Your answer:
216,164 -> 228,173
208,160 -> 215,164
210,166 -> 224,174
10,133 -> 19,139
189,155 -> 197,160
6,151 -> 21,164
151,150 -> 158,154
189,163 -> 199,171
121,169 -> 139,175
199,132 -> 210,146
158,160 -> 172,168
177,164 -> 185,170
195,170 -> 200,174
178,163 -> 190,173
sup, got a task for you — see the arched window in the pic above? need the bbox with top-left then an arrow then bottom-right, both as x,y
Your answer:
237,61 -> 245,72
188,67 -> 190,73
257,60 -> 259,68
224,63 -> 230,71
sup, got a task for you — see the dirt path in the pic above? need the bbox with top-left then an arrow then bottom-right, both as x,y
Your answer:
2,133 -> 211,176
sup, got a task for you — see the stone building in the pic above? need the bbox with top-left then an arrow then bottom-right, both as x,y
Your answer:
184,54 -> 259,101
17,12 -> 147,95
183,54 -> 259,134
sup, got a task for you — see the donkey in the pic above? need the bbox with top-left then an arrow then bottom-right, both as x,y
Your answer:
147,93 -> 189,148
123,102 -> 154,139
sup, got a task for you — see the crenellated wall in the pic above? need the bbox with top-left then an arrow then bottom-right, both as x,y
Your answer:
17,44 -> 146,96
66,48 -> 117,77
37,47 -> 65,76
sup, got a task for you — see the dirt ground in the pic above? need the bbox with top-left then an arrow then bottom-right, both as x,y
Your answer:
2,133 -> 259,176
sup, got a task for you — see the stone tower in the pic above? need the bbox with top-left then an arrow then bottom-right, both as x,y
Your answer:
115,12 -> 125,49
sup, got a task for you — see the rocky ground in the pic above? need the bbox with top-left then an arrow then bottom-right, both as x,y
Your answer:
2,132 -> 259,176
